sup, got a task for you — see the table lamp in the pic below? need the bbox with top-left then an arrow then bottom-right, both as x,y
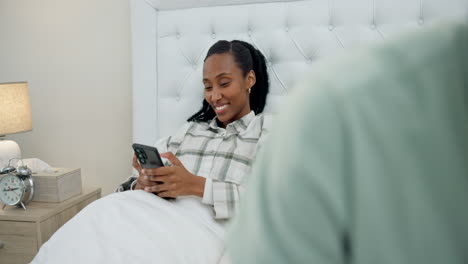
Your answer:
0,82 -> 32,167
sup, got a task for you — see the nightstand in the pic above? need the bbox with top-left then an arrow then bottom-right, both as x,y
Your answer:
0,188 -> 101,264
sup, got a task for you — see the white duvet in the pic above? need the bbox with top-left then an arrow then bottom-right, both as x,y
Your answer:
32,190 -> 226,264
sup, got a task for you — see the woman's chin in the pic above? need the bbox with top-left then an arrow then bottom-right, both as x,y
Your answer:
216,116 -> 228,123
216,114 -> 231,125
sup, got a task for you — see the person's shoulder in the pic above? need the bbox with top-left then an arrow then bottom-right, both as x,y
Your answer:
188,120 -> 213,130
170,122 -> 194,139
154,121 -> 209,149
253,112 -> 275,133
176,120 -> 214,136
178,121 -> 198,133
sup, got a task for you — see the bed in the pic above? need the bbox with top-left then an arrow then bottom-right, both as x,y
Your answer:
32,0 -> 467,263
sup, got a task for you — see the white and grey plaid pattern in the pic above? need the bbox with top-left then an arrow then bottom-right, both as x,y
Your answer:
117,111 -> 269,219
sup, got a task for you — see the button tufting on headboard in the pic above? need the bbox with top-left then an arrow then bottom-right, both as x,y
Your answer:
131,0 -> 468,145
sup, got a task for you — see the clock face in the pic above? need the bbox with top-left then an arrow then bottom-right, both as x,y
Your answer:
0,174 -> 24,205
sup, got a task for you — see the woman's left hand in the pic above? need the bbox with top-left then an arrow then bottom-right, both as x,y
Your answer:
141,152 -> 206,198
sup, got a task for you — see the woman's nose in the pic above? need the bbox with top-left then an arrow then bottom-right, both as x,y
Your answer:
211,90 -> 222,101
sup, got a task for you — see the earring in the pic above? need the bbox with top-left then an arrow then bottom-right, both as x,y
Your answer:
248,87 -> 251,94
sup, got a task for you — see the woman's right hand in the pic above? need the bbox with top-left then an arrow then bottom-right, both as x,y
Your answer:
132,154 -> 158,191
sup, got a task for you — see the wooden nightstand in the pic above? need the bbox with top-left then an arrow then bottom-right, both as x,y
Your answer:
0,188 -> 101,264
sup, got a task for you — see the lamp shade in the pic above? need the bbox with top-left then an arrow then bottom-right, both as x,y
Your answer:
0,82 -> 32,136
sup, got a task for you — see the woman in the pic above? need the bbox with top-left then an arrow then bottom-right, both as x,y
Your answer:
32,40 -> 270,264
118,39 -> 270,219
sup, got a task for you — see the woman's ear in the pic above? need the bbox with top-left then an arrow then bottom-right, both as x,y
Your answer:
247,70 -> 256,90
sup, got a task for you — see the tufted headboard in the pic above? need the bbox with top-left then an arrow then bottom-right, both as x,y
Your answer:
130,0 -> 467,146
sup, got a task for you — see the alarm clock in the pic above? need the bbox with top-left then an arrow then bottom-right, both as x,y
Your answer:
0,164 -> 34,210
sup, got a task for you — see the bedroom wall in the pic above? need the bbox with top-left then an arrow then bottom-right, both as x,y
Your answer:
0,0 -> 133,195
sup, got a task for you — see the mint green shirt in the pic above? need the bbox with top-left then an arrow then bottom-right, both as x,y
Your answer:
228,22 -> 468,264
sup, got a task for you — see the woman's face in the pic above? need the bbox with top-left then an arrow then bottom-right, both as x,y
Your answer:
203,53 -> 255,127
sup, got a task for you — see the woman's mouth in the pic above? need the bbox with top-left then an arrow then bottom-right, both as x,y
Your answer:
214,104 -> 228,114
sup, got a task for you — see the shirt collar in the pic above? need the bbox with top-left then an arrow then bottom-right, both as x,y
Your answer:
208,111 -> 255,133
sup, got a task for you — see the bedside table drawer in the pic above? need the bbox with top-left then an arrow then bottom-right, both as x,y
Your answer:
0,221 -> 37,264
0,188 -> 101,263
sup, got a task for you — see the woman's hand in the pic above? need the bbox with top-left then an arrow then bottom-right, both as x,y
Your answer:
142,152 -> 206,198
132,154 -> 158,191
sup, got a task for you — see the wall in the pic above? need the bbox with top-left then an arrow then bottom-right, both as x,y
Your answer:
0,0 -> 133,195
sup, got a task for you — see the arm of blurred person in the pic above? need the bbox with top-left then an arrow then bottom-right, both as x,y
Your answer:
227,82 -> 348,264
227,23 -> 468,263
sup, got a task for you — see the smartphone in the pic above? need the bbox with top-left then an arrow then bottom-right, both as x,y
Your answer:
132,143 -> 174,200
132,143 -> 164,169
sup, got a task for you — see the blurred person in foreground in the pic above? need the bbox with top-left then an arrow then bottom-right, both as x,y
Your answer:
227,22 -> 468,264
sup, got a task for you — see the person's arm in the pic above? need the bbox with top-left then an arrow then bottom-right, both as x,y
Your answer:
202,116 -> 271,219
115,136 -> 170,192
115,155 -> 141,192
141,152 -> 244,219
227,85 -> 347,263
141,152 -> 207,197
115,175 -> 138,192
202,179 -> 243,219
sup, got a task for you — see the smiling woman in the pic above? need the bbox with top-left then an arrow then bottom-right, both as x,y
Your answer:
189,40 -> 269,127
203,52 -> 253,127
32,40 -> 271,264
124,40 -> 271,214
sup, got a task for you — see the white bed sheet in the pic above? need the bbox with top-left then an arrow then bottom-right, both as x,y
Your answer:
32,191 -> 226,264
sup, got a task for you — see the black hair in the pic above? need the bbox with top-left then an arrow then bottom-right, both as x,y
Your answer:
187,40 -> 269,122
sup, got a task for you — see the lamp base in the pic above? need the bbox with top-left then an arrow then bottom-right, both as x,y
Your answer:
0,139 -> 21,168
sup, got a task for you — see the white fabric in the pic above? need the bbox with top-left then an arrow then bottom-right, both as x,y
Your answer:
32,191 -> 225,264
131,0 -> 468,146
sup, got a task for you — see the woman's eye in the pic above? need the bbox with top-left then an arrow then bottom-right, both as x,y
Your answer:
204,86 -> 212,91
220,82 -> 230,87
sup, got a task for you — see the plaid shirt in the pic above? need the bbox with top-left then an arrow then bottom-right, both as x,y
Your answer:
117,111 -> 269,219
